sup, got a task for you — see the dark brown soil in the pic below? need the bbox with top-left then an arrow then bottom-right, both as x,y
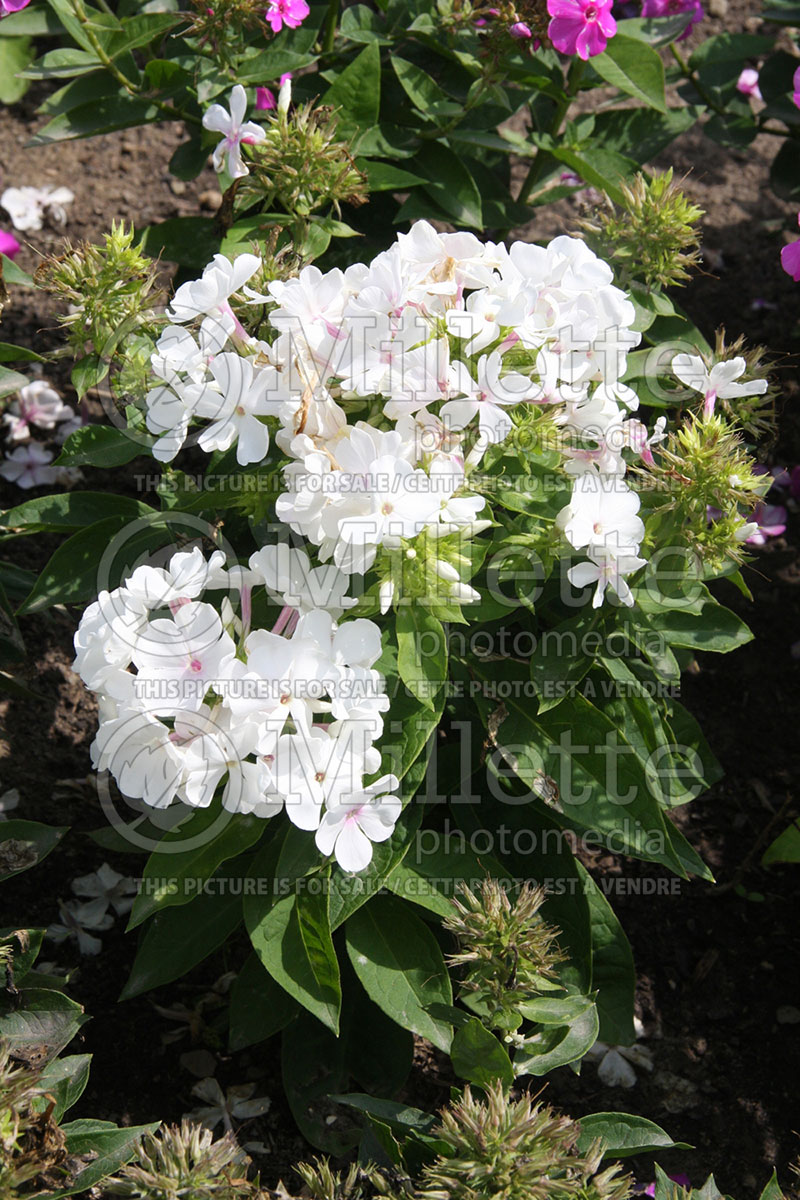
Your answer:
2,10 -> 800,1196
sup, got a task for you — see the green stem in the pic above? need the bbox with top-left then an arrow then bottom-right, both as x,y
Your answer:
70,0 -> 201,125
322,0 -> 340,54
668,40 -> 725,116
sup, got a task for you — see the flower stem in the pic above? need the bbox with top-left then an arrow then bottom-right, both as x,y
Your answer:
322,0 -> 340,53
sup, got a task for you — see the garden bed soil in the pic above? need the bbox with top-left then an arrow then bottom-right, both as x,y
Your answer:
2,6 -> 800,1194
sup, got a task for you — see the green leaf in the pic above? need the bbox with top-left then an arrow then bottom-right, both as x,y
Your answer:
513,1004 -> 599,1076
396,607 -> 446,709
323,42 -> 381,139
575,1112 -> 691,1158
518,993 -> 595,1025
0,342 -> 45,364
616,13 -> 695,42
0,366 -> 28,399
647,602 -> 753,653
758,1170 -> 785,1200
472,659 -> 687,875
1,253 -> 34,287
34,1054 -> 92,1121
103,12 -> 181,57
281,1011 -> 360,1154
578,863 -> 635,1045
591,33 -> 667,112
410,143 -> 482,228
20,46 -> 100,79
56,424 -> 152,468
71,353 -> 109,399
358,160 -> 426,192
17,513 -> 171,616
345,895 -> 453,1052
0,987 -> 88,1059
331,1093 -> 436,1136
1,492 -> 154,535
120,871 -> 244,998
0,820 -> 69,879
762,818 -> 800,866
128,806 -> 265,929
451,1018 -> 514,1088
138,217 -> 220,270
0,928 -> 45,983
246,887 -> 342,1034
228,952 -> 299,1050
53,1121 -> 161,1197
29,92 -> 162,145
235,44 -> 318,84
391,56 -> 448,114
0,36 -> 33,104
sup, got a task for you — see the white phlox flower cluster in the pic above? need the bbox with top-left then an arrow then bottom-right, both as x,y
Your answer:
142,223 -> 662,609
74,545 -> 399,873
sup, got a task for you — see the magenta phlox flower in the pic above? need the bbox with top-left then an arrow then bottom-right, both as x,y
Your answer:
547,0 -> 616,58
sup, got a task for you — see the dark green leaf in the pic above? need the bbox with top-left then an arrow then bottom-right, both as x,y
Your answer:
345,895 -> 453,1052
451,1018 -> 514,1088
228,951 -> 299,1049
575,1111 -> 691,1158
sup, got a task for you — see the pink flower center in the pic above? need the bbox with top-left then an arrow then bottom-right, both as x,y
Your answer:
585,3 -> 598,17
189,658 -> 203,673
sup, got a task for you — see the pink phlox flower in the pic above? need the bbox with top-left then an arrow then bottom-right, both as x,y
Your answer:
547,0 -> 617,59
793,64 -> 800,109
782,212 -> 800,281
264,0 -> 309,33
0,229 -> 20,258
736,67 -> 762,100
0,0 -> 32,15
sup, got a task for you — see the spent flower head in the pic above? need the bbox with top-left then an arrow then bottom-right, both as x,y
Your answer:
236,102 -> 367,221
415,1083 -> 633,1200
105,1120 -> 252,1199
643,412 -> 766,568
576,170 -> 703,291
36,222 -> 161,356
444,880 -> 565,1031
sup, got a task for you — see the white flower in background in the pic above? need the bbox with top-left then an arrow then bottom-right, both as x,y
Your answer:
2,380 -> 74,443
584,1018 -> 654,1088
1,185 -> 74,232
314,779 -> 401,872
71,862 -> 138,916
202,85 -> 267,180
187,1077 -> 271,1134
46,898 -> 114,956
672,353 -> 768,417
0,788 -> 20,819
0,443 -> 57,489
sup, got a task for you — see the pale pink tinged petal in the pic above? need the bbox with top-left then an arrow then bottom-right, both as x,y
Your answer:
229,84 -> 248,127
202,105 -> 232,134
